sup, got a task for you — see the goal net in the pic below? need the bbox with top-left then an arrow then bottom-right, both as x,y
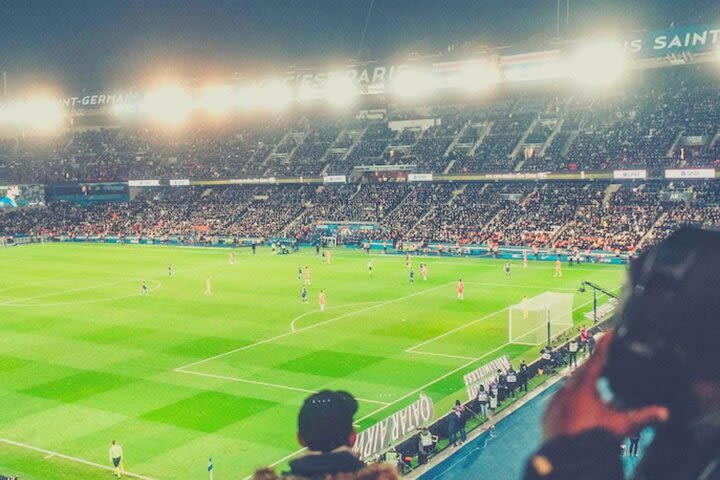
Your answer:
508,292 -> 574,345
321,236 -> 337,247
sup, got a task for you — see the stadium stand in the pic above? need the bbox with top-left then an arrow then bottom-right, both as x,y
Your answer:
2,180 -> 719,253
1,64 -> 719,252
0,66 -> 718,183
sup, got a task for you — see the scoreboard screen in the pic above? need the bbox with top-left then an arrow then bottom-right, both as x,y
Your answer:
0,184 -> 45,209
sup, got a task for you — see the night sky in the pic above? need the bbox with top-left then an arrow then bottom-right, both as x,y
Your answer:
0,0 -> 717,93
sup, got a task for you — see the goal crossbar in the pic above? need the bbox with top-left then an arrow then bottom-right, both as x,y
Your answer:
508,292 -> 574,345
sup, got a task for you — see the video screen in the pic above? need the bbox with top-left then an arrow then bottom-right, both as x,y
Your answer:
0,184 -> 45,209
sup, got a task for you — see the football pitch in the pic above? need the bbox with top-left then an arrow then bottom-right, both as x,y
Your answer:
0,243 -> 625,479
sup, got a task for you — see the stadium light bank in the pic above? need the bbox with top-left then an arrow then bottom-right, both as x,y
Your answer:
0,96 -> 65,132
8,45 -> 633,129
569,40 -> 629,88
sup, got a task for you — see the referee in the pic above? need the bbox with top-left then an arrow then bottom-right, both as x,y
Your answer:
108,439 -> 124,478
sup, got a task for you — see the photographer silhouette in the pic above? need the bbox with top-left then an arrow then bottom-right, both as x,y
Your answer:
525,227 -> 720,480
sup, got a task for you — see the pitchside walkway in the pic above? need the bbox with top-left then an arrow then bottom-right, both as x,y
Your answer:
418,382 -> 654,480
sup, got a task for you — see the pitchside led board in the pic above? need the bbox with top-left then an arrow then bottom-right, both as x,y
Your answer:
352,395 -> 434,460
463,355 -> 513,401
0,184 -> 45,209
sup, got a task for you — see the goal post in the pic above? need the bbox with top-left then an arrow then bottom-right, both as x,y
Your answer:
320,236 -> 337,247
508,292 -> 574,345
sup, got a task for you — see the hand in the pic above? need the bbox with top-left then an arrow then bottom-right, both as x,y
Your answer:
542,331 -> 670,441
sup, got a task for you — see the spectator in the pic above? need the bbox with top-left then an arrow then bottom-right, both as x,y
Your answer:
253,464 -> 398,480
627,431 -> 641,457
283,390 -> 366,479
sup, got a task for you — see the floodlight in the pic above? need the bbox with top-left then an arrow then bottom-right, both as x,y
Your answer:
5,97 -> 65,131
142,85 -> 193,125
505,59 -> 570,83
201,85 -> 233,116
570,41 -> 627,87
112,100 -> 140,117
257,81 -> 293,111
390,68 -> 435,98
325,75 -> 358,107
461,61 -> 502,92
236,86 -> 259,111
298,83 -> 322,104
27,98 -> 65,131
0,105 -> 10,125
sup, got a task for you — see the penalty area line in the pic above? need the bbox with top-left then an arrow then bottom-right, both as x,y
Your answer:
242,342 -> 511,480
406,286 -> 621,356
0,280 -> 163,307
176,282 -> 454,371
176,369 -> 390,406
289,286 -> 453,332
289,301 -> 382,332
405,350 -> 476,361
0,438 -> 157,480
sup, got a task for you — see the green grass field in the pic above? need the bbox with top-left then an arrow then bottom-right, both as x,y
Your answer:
0,244 -> 625,479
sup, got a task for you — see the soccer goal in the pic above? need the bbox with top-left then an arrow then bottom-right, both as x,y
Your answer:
508,292 -> 574,345
321,236 -> 337,247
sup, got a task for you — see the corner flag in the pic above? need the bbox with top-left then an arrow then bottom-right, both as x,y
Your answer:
208,457 -> 213,480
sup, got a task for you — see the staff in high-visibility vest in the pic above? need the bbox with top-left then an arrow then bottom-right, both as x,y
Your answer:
506,367 -> 518,398
477,385 -> 489,417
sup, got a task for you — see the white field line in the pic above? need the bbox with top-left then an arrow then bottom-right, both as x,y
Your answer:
405,350 -> 476,361
0,279 -> 134,305
0,279 -> 73,296
432,262 -> 616,272
213,278 -> 618,478
0,438 -> 157,480
0,261 -> 210,307
365,252 -> 621,271
175,282 -> 454,371
407,287 -> 620,356
406,307 -> 511,354
245,289 -> 618,479
241,342 -> 511,480
178,370 -> 390,406
0,280 -> 163,307
465,281 -> 578,292
290,301 -> 382,332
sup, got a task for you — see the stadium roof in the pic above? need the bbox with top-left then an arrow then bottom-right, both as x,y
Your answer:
1,0 -> 718,94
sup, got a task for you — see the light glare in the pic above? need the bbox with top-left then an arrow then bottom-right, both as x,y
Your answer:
461,61 -> 502,92
391,68 -> 435,98
258,82 -> 293,111
142,86 -> 193,125
201,85 -> 233,116
0,97 -> 65,132
325,75 -> 358,107
571,41 -> 627,87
